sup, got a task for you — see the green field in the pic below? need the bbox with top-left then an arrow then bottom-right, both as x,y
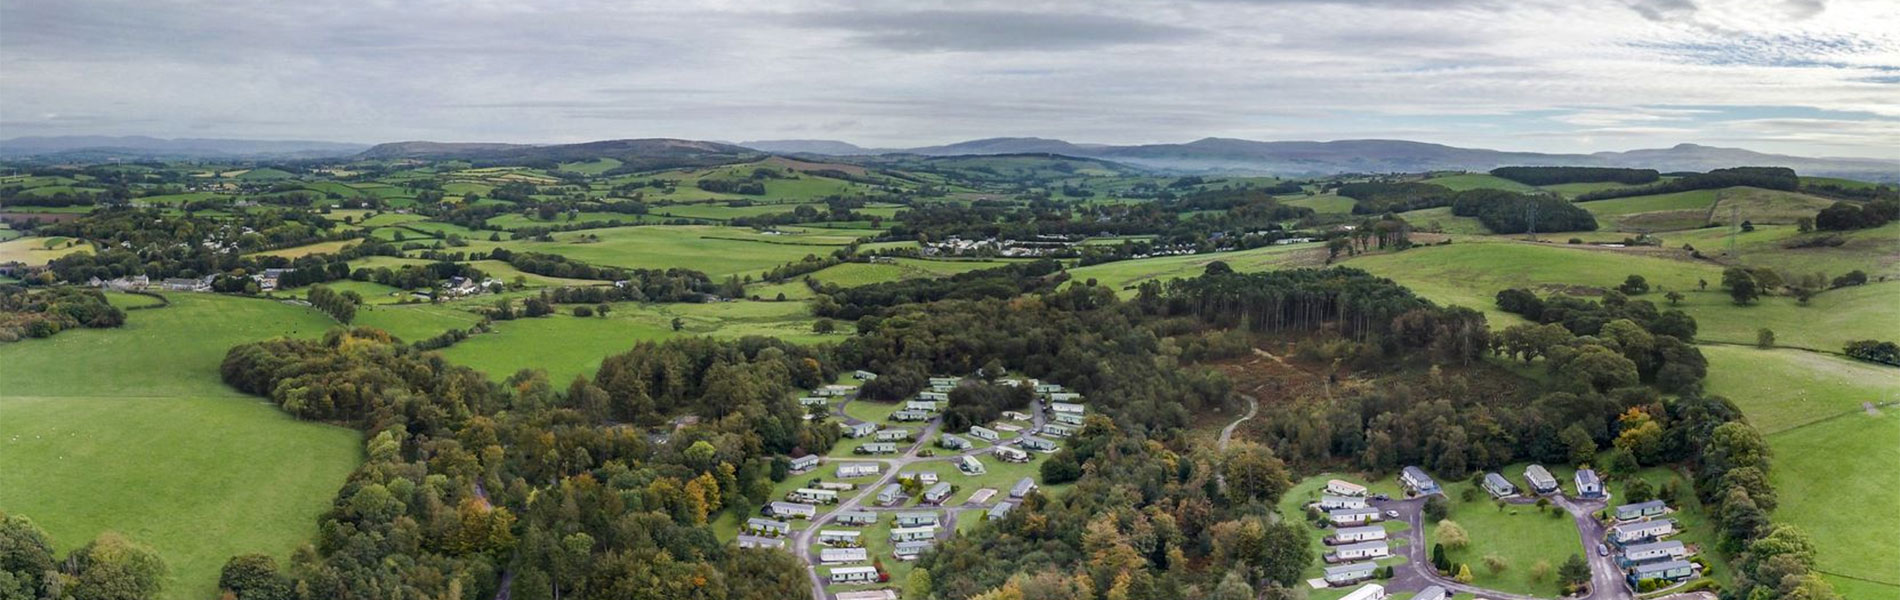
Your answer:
1768,410 -> 1899,595
0,294 -> 361,600
1424,173 -> 1538,193
1580,189 -> 1716,232
1066,243 -> 1325,293
0,236 -> 92,265
492,225 -> 876,279
251,238 -> 360,258
1428,477 -> 1583,596
1343,242 -> 1721,323
351,303 -> 485,342
1399,206 -> 1492,235
1704,345 -> 1900,434
558,158 -> 624,175
1281,194 -> 1357,214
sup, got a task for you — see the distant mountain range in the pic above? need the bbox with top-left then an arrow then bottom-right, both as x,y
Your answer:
740,137 -> 1900,180
0,136 -> 369,159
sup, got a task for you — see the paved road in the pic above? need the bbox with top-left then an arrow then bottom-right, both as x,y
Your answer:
1374,492 -> 1631,600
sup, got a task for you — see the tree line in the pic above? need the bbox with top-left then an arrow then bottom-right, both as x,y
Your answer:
1574,167 -> 1799,202
0,285 -> 125,342
1489,166 -> 1659,186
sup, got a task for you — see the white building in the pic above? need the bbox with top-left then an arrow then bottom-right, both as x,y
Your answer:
837,462 -> 881,478
1334,541 -> 1390,561
1340,583 -> 1386,600
1330,525 -> 1386,543
818,530 -> 862,545
791,488 -> 838,504
821,547 -> 869,564
828,566 -> 879,584
895,512 -> 940,527
969,426 -> 1000,441
1318,494 -> 1368,510
993,446 -> 1029,463
922,482 -> 953,504
768,502 -> 816,519
875,428 -> 913,442
1610,518 -> 1677,544
1524,464 -> 1559,495
940,434 -> 972,450
890,526 -> 938,542
835,510 -> 877,526
1327,479 -> 1368,497
1329,507 -> 1380,525
788,454 -> 820,473
959,455 -> 986,474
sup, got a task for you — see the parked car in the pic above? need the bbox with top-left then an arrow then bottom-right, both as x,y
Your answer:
1385,510 -> 1399,518
1597,543 -> 1609,556
1371,494 -> 1390,501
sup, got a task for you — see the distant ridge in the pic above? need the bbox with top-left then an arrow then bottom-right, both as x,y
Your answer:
358,138 -> 763,171
0,136 -> 369,159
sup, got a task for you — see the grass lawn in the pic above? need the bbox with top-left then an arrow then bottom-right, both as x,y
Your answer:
0,294 -> 361,600
1702,345 -> 1900,434
1768,409 -> 1900,594
1066,243 -> 1325,294
1429,478 -> 1583,596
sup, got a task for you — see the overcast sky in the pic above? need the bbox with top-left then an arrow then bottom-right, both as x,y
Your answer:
3,0 -> 1896,157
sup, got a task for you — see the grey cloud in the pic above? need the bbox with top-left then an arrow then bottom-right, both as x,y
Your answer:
1622,0 -> 1697,21
790,10 -> 1202,51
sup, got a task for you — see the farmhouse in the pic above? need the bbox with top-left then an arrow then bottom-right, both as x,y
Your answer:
1575,469 -> 1605,498
1615,500 -> 1668,521
992,446 -> 1029,463
1341,583 -> 1386,600
1410,585 -> 1445,600
906,399 -> 938,411
1327,479 -> 1368,497
939,434 -> 972,450
791,488 -> 838,503
1400,466 -> 1441,495
788,454 -> 820,473
1627,559 -> 1697,587
877,484 -> 903,505
1524,464 -> 1559,494
1331,541 -> 1390,561
837,462 -> 881,478
875,428 -> 912,442
836,510 -> 877,525
922,482 -> 953,504
840,421 -> 878,438
895,512 -> 940,527
1621,540 -> 1689,565
1329,507 -> 1380,525
818,529 -> 862,545
768,501 -> 816,519
821,547 -> 869,564
1018,436 -> 1057,451
893,540 -> 934,560
746,518 -> 791,536
988,502 -> 1015,520
828,566 -> 880,584
890,526 -> 938,542
1483,472 -> 1519,498
1610,518 -> 1677,544
959,455 -> 986,474
899,471 -> 939,485
969,426 -> 1000,441
1330,525 -> 1387,544
857,442 -> 898,454
968,488 -> 997,504
892,409 -> 932,422
1010,477 -> 1038,498
1318,494 -> 1368,510
854,370 -> 878,380
738,536 -> 785,549
1324,561 -> 1378,585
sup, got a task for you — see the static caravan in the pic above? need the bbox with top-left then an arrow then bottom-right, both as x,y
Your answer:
840,421 -> 878,438
993,446 -> 1029,463
987,502 -> 1015,520
738,536 -> 785,549
1047,392 -> 1082,403
894,512 -> 940,527
890,526 -> 938,542
876,484 -> 903,505
1621,540 -> 1688,565
1324,561 -> 1378,585
821,547 -> 869,564
1610,518 -> 1677,544
906,400 -> 938,411
828,566 -> 879,584
940,434 -> 972,450
1340,583 -> 1386,600
969,426 -> 1000,441
1400,466 -> 1441,495
857,442 -> 898,454
1330,525 -> 1386,544
853,370 -> 877,380
818,529 -> 862,545
816,481 -> 856,491
1483,473 -> 1519,498
1615,500 -> 1668,521
893,540 -> 934,560
1410,585 -> 1445,600
1627,559 -> 1697,587
1334,541 -> 1390,561
918,391 -> 949,402
791,488 -> 838,504
746,518 -> 790,536
799,396 -> 828,406
837,462 -> 881,478
922,482 -> 953,504
835,510 -> 878,526
892,409 -> 932,422
875,428 -> 913,442
788,454 -> 820,473
1524,464 -> 1559,494
959,455 -> 986,474
1326,479 -> 1368,497
1318,494 -> 1368,510
768,501 -> 816,519
1329,507 -> 1380,525
1049,402 -> 1085,415
1019,436 -> 1057,451
899,471 -> 939,485
1052,412 -> 1085,426
1010,477 -> 1038,499
1042,423 -> 1078,437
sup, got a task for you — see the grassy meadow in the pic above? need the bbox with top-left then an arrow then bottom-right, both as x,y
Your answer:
1067,242 -> 1326,293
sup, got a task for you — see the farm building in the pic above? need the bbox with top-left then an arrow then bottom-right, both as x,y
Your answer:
1401,466 -> 1441,495
893,540 -> 935,560
1332,541 -> 1390,561
988,502 -> 1015,520
768,502 -> 816,519
835,510 -> 877,525
840,421 -> 878,438
818,530 -> 862,545
895,512 -> 940,527
1616,500 -> 1668,521
1610,518 -> 1677,544
875,428 -> 912,442
837,462 -> 881,478
890,526 -> 937,542
959,455 -> 986,474
1627,559 -> 1697,587
876,484 -> 903,505
828,566 -> 880,584
822,547 -> 869,564
791,488 -> 838,504
854,370 -> 877,380
1324,561 -> 1378,585
738,536 -> 785,549
892,409 -> 932,422
1318,494 -> 1368,510
906,399 -> 938,411
857,442 -> 898,454
1329,507 -> 1380,525
746,518 -> 790,536
1327,479 -> 1368,497
1575,469 -> 1604,498
992,446 -> 1029,463
1330,525 -> 1386,544
969,426 -> 1000,441
940,434 -> 972,450
922,482 -> 953,504
1340,583 -> 1386,600
1019,436 -> 1057,451
1524,464 -> 1559,494
1483,473 -> 1519,498
1621,540 -> 1689,565
788,454 -> 820,473
1011,477 -> 1038,498
1410,585 -> 1445,600
899,471 -> 939,485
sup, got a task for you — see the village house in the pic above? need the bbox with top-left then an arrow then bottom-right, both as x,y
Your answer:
1324,561 -> 1379,586
746,518 -> 791,536
969,426 -> 1000,441
1327,479 -> 1369,497
1318,494 -> 1368,510
818,530 -> 862,545
877,484 -> 903,505
1018,436 -> 1057,452
1340,583 -> 1386,600
875,428 -> 912,442
1525,464 -> 1559,495
836,462 -> 881,478
893,540 -> 935,560
790,488 -> 838,504
1329,507 -> 1380,526
992,446 -> 1029,463
1627,559 -> 1697,588
895,512 -> 940,527
1401,466 -> 1442,495
1331,541 -> 1391,562
1620,540 -> 1689,566
835,510 -> 878,526
1610,518 -> 1677,544
958,455 -> 986,474
892,409 -> 932,422
922,482 -> 953,505
1483,472 -> 1519,498
890,526 -> 938,542
1616,500 -> 1669,521
1330,525 -> 1387,544
840,421 -> 878,438
821,547 -> 869,564
857,442 -> 898,454
1010,477 -> 1038,499
939,434 -> 972,450
1575,469 -> 1605,498
828,566 -> 880,584
768,501 -> 816,519
788,454 -> 820,473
